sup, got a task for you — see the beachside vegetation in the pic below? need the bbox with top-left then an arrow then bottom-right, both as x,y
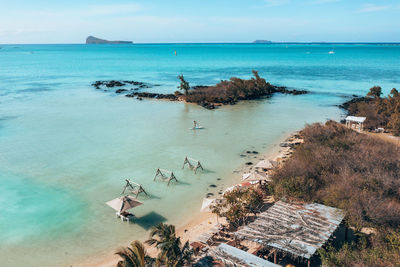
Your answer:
145,223 -> 193,266
183,70 -> 308,109
177,75 -> 190,96
341,86 -> 400,135
211,187 -> 264,228
270,121 -> 400,266
116,240 -> 154,267
116,223 -> 193,267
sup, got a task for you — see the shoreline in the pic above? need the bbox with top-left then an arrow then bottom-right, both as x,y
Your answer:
74,130 -> 297,267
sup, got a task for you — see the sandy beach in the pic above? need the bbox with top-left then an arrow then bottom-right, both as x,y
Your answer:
75,131 -> 299,267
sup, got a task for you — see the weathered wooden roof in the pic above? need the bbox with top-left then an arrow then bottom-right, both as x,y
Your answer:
234,201 -> 345,259
209,243 -> 281,267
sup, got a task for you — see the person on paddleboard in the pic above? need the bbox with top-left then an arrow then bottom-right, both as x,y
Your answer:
193,120 -> 198,128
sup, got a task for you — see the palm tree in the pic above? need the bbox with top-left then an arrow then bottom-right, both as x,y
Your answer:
146,223 -> 193,266
115,240 -> 154,267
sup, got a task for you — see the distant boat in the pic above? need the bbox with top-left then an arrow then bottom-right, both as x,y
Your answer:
328,51 -> 335,54
174,50 -> 177,56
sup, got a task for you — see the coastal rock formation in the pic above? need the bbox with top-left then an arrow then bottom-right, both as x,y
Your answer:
86,36 -> 133,44
91,80 -> 151,90
90,72 -> 308,110
125,92 -> 178,100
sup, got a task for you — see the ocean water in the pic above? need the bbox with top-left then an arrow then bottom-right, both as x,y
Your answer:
0,44 -> 399,266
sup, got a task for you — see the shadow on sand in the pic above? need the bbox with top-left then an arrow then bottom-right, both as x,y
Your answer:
135,211 -> 167,230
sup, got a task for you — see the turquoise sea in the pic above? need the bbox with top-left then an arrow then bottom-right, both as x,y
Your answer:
0,43 -> 399,266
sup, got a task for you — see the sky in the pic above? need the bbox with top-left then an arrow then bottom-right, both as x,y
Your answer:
1,0 -> 400,43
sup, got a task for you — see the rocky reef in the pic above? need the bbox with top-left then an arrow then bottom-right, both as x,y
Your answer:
91,72 -> 308,110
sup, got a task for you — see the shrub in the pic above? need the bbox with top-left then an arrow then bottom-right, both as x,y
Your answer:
271,121 -> 400,266
342,87 -> 400,134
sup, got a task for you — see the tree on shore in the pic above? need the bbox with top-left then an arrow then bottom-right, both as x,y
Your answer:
115,241 -> 154,267
212,188 -> 264,228
145,223 -> 193,266
367,86 -> 382,98
177,75 -> 190,96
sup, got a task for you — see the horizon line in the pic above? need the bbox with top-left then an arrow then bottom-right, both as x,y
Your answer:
2,41 -> 400,45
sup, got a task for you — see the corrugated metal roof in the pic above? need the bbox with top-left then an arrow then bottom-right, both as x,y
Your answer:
234,201 -> 345,259
210,243 -> 281,267
345,116 -> 366,123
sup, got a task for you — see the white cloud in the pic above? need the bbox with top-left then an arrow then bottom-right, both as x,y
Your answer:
357,3 -> 391,13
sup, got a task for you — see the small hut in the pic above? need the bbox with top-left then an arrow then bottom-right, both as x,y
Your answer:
234,201 -> 345,267
154,168 -> 178,185
208,243 -> 280,267
182,156 -> 204,173
121,179 -> 148,198
345,116 -> 366,131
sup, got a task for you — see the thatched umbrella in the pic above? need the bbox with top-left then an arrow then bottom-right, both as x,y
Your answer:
255,159 -> 277,170
242,171 -> 271,182
106,195 -> 143,213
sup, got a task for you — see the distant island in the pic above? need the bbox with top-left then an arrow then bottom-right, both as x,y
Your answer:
85,36 -> 133,44
252,40 -> 273,43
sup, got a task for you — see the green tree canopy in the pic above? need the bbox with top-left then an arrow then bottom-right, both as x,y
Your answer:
177,75 -> 190,96
367,86 -> 382,98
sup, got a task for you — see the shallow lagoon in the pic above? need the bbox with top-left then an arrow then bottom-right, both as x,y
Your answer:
0,44 -> 399,266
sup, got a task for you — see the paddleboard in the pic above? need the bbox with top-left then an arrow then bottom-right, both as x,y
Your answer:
189,126 -> 204,130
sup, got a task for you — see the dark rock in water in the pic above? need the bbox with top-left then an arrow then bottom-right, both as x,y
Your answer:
92,80 -> 125,88
209,184 -> 217,188
125,92 -> 178,100
274,86 -> 308,95
245,162 -> 253,165
115,89 -> 128,94
217,178 -> 221,181
240,154 -> 246,157
199,101 -> 215,110
91,80 -> 153,90
252,151 -> 258,154
246,151 -> 251,154
207,193 -> 214,197
106,80 -> 125,87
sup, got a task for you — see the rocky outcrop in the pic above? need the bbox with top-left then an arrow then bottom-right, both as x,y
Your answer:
125,92 -> 178,100
91,80 -> 150,90
274,87 -> 308,95
90,74 -> 309,110
86,36 -> 132,44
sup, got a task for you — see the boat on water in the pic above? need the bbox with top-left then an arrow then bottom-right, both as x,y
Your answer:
328,51 -> 335,54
